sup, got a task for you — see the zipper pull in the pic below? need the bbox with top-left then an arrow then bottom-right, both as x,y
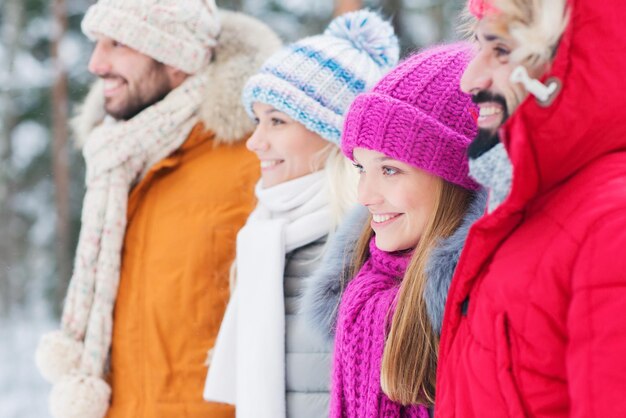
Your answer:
510,65 -> 561,106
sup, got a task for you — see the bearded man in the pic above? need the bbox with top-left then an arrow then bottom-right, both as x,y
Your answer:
436,0 -> 626,416
35,1 -> 281,418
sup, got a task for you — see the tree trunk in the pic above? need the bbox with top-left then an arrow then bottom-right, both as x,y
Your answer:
334,0 -> 362,16
0,0 -> 24,317
51,0 -> 72,312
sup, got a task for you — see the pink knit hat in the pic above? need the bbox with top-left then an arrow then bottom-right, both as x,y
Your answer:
341,42 -> 480,191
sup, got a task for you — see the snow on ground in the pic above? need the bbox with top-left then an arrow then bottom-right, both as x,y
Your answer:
0,315 -> 54,418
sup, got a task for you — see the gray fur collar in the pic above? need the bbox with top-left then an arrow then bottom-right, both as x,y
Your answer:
71,11 -> 282,147
300,189 -> 488,343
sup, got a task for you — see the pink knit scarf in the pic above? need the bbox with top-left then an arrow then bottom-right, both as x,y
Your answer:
330,237 -> 429,418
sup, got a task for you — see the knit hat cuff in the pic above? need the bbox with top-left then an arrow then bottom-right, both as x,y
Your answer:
342,93 -> 480,191
242,73 -> 343,144
82,4 -> 215,74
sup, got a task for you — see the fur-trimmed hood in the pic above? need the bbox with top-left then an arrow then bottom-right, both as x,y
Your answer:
72,10 -> 282,147
300,189 -> 488,343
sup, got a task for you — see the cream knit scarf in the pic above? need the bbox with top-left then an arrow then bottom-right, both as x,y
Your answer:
35,73 -> 207,418
204,171 -> 332,418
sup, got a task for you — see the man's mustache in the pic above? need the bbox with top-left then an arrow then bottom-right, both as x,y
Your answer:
472,90 -> 508,114
100,74 -> 126,83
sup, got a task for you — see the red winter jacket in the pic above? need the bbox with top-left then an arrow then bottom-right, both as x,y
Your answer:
435,1 -> 626,417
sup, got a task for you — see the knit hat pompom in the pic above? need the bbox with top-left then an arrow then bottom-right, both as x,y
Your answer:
241,9 -> 399,144
35,330 -> 83,383
342,42 -> 480,191
49,374 -> 111,418
324,10 -> 399,69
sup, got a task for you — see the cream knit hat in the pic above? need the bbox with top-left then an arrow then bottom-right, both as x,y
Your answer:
81,0 -> 221,74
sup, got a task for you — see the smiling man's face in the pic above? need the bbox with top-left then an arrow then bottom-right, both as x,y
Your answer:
87,36 -> 177,121
461,12 -> 559,158
461,18 -> 533,135
461,17 -> 552,156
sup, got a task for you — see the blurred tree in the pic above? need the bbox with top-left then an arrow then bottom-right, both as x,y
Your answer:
0,0 -> 24,316
51,0 -> 72,307
0,0 -> 90,318
217,0 -> 465,54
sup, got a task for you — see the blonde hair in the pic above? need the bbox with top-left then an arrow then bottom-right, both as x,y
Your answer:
350,179 -> 474,406
317,144 -> 359,229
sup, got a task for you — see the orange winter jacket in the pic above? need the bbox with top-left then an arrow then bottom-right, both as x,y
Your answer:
105,123 -> 259,418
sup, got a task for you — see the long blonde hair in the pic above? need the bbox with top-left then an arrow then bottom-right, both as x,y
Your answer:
317,144 -> 359,230
350,179 -> 473,406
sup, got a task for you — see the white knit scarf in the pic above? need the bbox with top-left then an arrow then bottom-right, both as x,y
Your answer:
204,171 -> 332,418
36,73 -> 207,418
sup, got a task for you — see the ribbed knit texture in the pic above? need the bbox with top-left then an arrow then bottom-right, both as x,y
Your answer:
81,0 -> 221,74
341,42 -> 480,191
330,238 -> 429,418
242,9 -> 399,144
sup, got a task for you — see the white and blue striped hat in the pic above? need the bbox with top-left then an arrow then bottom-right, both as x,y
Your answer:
241,9 -> 399,144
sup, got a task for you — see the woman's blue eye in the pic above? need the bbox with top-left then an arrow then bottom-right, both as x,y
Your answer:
353,163 -> 364,173
271,118 -> 285,126
382,166 -> 398,176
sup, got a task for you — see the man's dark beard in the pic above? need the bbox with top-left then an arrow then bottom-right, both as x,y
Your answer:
468,128 -> 501,159
467,90 -> 509,159
105,62 -> 173,121
107,82 -> 172,121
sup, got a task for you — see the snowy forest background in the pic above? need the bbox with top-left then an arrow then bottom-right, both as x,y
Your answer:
0,0 -> 464,415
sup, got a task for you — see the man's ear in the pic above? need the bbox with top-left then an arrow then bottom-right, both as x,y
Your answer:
165,65 -> 190,89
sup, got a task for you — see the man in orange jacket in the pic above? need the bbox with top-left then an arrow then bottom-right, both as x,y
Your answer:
436,0 -> 626,416
35,1 -> 281,417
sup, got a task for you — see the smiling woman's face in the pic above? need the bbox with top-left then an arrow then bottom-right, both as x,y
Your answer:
247,102 -> 329,188
353,147 -> 440,252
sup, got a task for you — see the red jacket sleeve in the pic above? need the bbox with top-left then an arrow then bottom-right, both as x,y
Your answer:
568,212 -> 626,417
